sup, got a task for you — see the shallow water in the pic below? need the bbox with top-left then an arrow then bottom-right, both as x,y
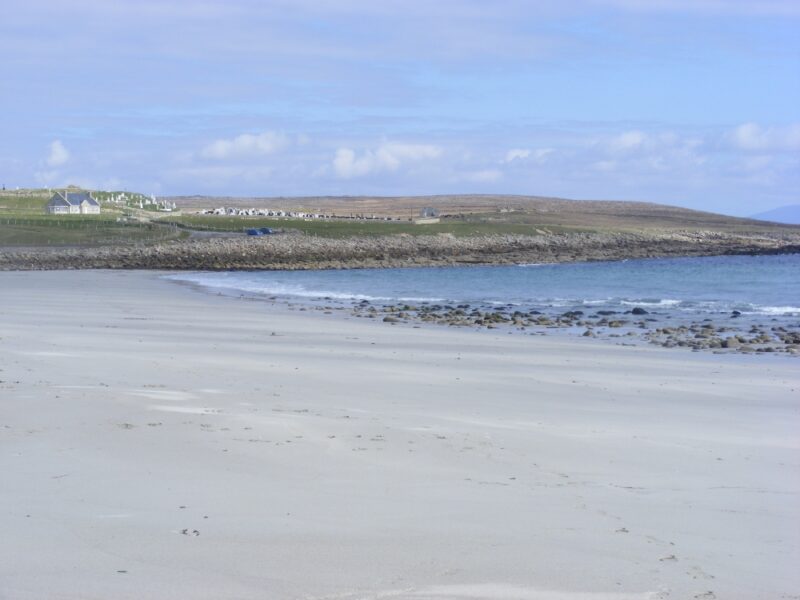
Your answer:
166,254 -> 800,319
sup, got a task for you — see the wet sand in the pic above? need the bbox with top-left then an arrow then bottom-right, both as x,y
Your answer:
1,270 -> 798,599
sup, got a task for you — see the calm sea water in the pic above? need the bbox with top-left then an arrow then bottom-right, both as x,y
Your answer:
166,254 -> 800,318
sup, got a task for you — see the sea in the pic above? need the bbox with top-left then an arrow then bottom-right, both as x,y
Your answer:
166,254 -> 800,321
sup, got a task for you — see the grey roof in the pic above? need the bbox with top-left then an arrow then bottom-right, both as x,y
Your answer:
47,195 -> 70,207
48,191 -> 99,206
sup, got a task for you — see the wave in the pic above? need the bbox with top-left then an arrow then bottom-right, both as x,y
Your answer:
748,305 -> 800,316
164,273 -> 446,303
620,299 -> 682,307
164,263 -> 800,317
397,296 -> 447,303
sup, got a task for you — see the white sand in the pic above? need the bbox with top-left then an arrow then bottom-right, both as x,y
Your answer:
0,270 -> 797,600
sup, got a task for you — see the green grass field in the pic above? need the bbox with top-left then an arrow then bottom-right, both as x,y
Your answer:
0,193 -> 51,215
0,216 -> 184,246
0,193 -> 178,246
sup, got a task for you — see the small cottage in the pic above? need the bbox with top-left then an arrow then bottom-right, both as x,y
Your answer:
45,191 -> 101,215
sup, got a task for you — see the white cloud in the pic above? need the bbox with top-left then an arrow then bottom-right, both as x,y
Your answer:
730,123 -> 800,151
46,140 -> 70,167
201,131 -> 288,160
608,130 -> 647,152
504,148 -> 531,162
332,142 -> 442,178
731,123 -> 764,150
531,148 -> 555,163
592,160 -> 617,172
504,147 -> 554,164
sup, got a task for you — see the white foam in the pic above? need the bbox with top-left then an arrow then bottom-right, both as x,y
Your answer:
169,275 -> 451,304
751,305 -> 800,316
397,296 -> 447,303
164,267 -> 800,318
579,299 -> 611,306
620,299 -> 681,307
167,273 -> 394,302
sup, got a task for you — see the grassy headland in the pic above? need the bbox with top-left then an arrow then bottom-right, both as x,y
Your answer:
1,190 -> 798,270
0,190 -> 183,246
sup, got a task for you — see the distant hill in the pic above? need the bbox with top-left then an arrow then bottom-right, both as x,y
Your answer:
168,193 -> 799,233
751,205 -> 800,225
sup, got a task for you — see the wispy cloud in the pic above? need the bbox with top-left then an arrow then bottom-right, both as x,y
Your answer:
46,140 -> 70,167
200,131 -> 289,160
729,122 -> 800,151
608,130 -> 647,152
504,149 -> 531,162
332,143 -> 443,178
1,1 -> 798,215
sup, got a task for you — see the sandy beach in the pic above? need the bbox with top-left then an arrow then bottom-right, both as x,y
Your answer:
1,270 -> 798,600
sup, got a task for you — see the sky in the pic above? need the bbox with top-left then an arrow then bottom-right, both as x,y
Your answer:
1,0 -> 798,215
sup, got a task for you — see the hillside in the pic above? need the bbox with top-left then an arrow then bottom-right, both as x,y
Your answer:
168,194 -> 798,233
2,190 -> 799,270
751,205 -> 800,225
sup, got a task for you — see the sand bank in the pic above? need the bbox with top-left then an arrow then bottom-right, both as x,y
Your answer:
0,271 -> 798,599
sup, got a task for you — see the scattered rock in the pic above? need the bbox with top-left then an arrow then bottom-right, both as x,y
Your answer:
722,337 -> 740,349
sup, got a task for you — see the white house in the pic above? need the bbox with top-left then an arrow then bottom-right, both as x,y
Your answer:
45,191 -> 101,215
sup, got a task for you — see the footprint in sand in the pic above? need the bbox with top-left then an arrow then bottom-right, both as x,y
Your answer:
180,529 -> 200,536
659,554 -> 678,562
688,565 -> 715,580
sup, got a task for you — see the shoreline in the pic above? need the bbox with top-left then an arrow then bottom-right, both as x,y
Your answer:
1,229 -> 799,271
2,270 -> 798,599
163,256 -> 800,358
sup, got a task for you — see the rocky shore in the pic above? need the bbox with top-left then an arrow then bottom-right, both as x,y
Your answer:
1,229 -> 799,271
344,301 -> 800,356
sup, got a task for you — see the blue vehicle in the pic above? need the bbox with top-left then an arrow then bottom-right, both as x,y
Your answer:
246,228 -> 263,236
258,227 -> 274,235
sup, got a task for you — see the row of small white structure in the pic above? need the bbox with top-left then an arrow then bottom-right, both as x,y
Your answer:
106,193 -> 176,211
196,207 -> 403,221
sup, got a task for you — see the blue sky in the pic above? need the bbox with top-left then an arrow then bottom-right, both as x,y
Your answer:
1,0 -> 798,215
